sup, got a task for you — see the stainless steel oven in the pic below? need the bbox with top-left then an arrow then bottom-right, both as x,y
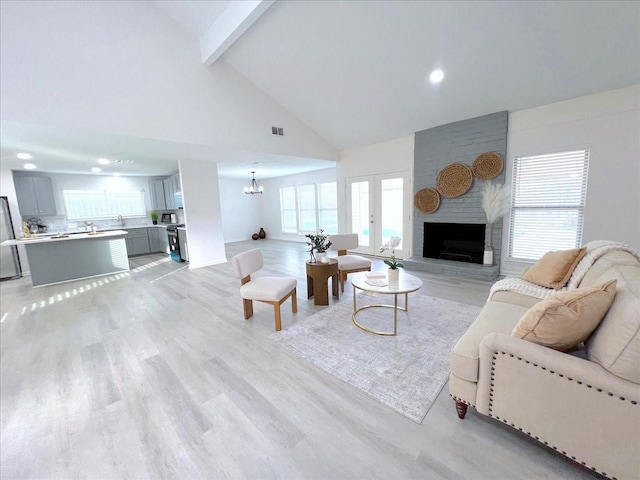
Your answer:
166,224 -> 184,262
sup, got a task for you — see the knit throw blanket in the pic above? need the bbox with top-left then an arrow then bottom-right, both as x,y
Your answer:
489,240 -> 640,300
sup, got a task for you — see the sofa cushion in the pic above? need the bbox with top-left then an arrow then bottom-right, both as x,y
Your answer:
586,263 -> 640,383
512,280 -> 617,352
450,300 -> 530,382
522,247 -> 587,289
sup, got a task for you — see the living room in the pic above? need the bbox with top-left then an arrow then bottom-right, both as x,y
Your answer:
1,1 -> 639,479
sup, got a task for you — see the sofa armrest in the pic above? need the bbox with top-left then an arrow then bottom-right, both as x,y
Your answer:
476,333 -> 640,479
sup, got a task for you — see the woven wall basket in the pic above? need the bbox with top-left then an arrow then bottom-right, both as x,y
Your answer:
472,152 -> 503,180
414,188 -> 440,214
436,163 -> 473,198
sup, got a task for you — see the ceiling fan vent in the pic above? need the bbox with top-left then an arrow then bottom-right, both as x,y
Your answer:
271,126 -> 284,136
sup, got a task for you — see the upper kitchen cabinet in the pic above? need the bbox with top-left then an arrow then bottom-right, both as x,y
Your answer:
14,176 -> 57,216
149,179 -> 166,210
163,174 -> 180,210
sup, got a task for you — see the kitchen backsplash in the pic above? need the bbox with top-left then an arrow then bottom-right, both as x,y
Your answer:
25,210 -> 185,233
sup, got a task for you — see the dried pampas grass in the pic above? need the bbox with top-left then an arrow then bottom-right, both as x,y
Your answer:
482,182 -> 510,223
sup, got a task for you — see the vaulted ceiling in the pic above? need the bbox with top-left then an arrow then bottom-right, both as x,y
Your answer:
1,1 -> 639,177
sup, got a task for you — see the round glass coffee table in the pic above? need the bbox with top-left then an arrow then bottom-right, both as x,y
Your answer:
351,271 -> 423,336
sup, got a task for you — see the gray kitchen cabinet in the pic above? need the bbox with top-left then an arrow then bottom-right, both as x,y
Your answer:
14,176 -> 57,216
149,179 -> 166,210
148,227 -> 168,253
163,177 -> 176,209
124,228 -> 151,256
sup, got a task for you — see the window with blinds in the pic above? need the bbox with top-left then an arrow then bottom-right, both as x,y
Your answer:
508,149 -> 589,261
63,190 -> 146,221
279,182 -> 338,235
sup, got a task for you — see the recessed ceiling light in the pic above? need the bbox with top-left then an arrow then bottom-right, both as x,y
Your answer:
23,163 -> 37,170
91,167 -> 102,173
429,69 -> 444,84
98,158 -> 110,165
17,152 -> 33,160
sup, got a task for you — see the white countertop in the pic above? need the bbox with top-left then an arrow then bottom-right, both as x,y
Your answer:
1,230 -> 128,246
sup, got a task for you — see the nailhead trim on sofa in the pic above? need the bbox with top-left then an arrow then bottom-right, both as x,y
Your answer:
487,351 -> 639,480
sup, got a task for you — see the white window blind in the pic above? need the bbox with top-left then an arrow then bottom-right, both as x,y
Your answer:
318,182 -> 338,234
298,184 -> 317,233
508,149 -> 589,261
64,190 -> 146,221
280,186 -> 298,233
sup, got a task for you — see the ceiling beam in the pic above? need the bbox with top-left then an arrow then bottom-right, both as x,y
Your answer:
200,0 -> 274,66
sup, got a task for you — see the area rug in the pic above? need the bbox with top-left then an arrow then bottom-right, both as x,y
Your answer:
269,293 -> 481,423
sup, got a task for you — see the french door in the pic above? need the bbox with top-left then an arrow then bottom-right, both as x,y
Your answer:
346,172 -> 411,258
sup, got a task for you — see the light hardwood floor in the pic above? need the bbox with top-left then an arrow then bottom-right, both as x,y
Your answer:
0,239 -> 600,479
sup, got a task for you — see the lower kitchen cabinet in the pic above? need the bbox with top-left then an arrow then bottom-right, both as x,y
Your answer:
148,227 -> 168,254
125,229 -> 151,256
124,227 -> 169,257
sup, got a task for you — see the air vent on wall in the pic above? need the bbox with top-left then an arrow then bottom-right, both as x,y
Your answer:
271,126 -> 284,136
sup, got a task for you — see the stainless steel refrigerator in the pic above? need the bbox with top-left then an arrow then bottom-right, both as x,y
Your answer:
1,196 -> 22,280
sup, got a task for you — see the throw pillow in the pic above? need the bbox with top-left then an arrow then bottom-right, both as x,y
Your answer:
512,279 -> 617,351
522,247 -> 587,289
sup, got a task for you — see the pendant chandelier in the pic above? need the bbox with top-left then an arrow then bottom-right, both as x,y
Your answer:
244,171 -> 263,194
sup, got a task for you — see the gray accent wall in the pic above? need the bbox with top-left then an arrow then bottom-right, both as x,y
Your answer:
411,111 -> 508,277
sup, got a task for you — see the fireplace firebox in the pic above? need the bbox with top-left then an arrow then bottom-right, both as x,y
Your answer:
423,222 -> 485,264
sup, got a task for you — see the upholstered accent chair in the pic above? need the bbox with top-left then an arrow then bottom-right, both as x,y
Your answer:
231,248 -> 297,331
327,233 -> 371,292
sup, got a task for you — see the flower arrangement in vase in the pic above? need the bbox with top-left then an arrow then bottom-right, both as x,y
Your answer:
481,182 -> 510,265
305,229 -> 332,263
380,236 -> 403,281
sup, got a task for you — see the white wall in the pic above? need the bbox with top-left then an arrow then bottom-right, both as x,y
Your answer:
0,0 -> 337,162
502,85 -> 640,274
218,178 -> 263,243
180,159 -> 226,269
259,168 -> 337,243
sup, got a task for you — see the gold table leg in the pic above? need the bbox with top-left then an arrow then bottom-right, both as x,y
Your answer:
351,288 -> 410,336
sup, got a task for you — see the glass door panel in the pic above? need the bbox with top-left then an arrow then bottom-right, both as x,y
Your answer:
349,179 -> 372,250
376,173 -> 410,258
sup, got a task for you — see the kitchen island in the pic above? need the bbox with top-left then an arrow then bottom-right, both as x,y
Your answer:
1,230 -> 129,287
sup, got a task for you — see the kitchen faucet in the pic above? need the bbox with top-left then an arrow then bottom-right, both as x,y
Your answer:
117,214 -> 125,227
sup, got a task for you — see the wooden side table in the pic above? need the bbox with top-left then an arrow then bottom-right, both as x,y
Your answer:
306,259 -> 339,306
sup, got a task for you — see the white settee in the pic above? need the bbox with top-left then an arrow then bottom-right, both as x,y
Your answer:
449,244 -> 640,480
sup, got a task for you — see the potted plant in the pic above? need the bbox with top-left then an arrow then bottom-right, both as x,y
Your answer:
305,229 -> 332,263
380,236 -> 403,281
150,211 -> 159,225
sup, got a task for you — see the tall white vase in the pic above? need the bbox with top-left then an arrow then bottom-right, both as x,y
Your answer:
484,222 -> 493,265
388,268 -> 399,282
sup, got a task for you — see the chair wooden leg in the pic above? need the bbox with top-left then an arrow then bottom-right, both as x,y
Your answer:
242,298 -> 253,319
340,272 -> 347,293
291,289 -> 297,313
273,304 -> 282,331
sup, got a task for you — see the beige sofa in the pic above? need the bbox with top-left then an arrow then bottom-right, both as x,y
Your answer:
449,248 -> 640,480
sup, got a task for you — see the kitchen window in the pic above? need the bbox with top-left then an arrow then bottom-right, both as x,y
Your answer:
508,149 -> 589,261
63,189 -> 146,220
279,181 -> 338,235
